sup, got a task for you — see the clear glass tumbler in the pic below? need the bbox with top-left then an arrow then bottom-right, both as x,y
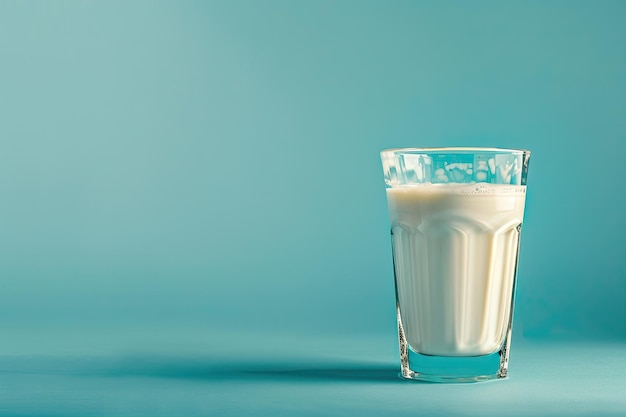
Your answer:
381,147 -> 531,382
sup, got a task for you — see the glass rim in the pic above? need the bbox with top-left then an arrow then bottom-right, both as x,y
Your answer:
381,147 -> 530,156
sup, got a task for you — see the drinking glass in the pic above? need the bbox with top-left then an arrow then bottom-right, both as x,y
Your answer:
381,147 -> 531,382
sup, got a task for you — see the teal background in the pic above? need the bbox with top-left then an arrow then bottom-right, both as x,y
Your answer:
1,1 -> 625,416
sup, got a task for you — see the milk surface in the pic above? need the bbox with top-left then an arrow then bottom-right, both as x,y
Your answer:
387,183 -> 526,356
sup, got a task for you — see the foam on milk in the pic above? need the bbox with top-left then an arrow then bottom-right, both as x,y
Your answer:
387,183 -> 526,356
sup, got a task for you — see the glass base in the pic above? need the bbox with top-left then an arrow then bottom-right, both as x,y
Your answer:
398,317 -> 512,383
399,349 -> 508,383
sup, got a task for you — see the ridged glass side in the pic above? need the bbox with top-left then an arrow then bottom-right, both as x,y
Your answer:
391,219 -> 522,357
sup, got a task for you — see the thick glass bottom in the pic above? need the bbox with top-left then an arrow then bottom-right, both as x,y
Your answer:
399,349 -> 508,383
398,315 -> 512,383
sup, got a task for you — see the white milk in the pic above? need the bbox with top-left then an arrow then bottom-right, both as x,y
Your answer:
387,183 -> 526,356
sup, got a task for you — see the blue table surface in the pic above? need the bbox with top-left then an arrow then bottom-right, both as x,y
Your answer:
0,326 -> 624,417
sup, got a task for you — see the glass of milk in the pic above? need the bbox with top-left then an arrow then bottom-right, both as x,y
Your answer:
381,147 -> 530,382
